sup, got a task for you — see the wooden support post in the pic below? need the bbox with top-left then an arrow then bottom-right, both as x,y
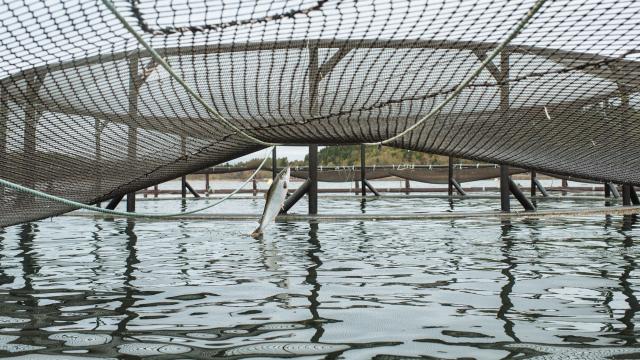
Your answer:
405,179 -> 410,195
451,179 -> 467,196
360,144 -> 366,197
281,179 -> 311,214
623,184 -> 632,206
272,147 -> 277,180
448,156 -> 454,196
500,165 -> 511,212
252,178 -> 257,196
185,181 -> 200,198
509,178 -> 536,211
22,72 -> 44,197
308,47 -> 319,116
631,186 -> 640,205
181,136 -> 187,198
605,182 -> 611,198
0,89 -> 7,197
308,145 -> 318,214
499,51 -> 511,212
530,170 -> 536,197
205,173 -> 210,195
533,178 -> 549,197
363,179 -> 380,196
106,194 -> 125,210
154,184 -> 159,198
126,56 -> 139,212
607,182 -> 621,199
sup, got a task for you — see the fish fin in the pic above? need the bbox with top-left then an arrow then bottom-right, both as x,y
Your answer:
250,228 -> 263,239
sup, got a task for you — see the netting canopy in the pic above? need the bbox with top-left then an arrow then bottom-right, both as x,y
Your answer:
1,0 -> 639,226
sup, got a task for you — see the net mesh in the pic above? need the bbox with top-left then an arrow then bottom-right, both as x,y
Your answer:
1,0 -> 639,226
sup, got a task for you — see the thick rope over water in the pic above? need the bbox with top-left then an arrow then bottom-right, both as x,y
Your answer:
366,0 -> 548,146
101,0 -> 278,147
0,147 -> 273,219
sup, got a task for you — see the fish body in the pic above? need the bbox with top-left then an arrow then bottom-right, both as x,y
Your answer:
251,167 -> 290,238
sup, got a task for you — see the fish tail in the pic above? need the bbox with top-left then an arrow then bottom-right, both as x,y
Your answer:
250,228 -> 263,239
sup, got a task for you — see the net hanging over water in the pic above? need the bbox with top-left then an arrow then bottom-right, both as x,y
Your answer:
0,0 -> 639,226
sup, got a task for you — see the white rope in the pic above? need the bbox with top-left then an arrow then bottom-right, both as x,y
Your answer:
364,0 -> 548,146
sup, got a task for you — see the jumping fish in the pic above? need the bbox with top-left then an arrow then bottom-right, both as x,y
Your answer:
251,167 -> 290,238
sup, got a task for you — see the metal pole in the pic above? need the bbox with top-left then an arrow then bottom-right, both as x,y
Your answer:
308,145 -> 318,214
360,144 -> 366,197
272,146 -> 277,180
500,165 -> 510,212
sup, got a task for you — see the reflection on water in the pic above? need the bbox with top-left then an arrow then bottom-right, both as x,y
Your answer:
1,198 -> 640,358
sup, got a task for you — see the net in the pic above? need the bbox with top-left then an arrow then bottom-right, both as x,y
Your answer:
1,0 -> 639,226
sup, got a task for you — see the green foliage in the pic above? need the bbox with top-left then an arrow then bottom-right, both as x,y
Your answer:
296,145 -> 448,166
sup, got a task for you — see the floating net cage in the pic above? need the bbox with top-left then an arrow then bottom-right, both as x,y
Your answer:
0,0 -> 639,226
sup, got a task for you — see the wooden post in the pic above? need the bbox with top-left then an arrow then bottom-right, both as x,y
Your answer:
181,136 -> 186,198
500,165 -> 511,212
154,184 -> 159,198
499,50 -> 510,212
272,146 -> 277,180
252,178 -> 257,196
360,144 -> 366,197
623,184 -> 632,206
308,145 -> 318,214
405,179 -> 410,195
448,156 -> 454,196
0,89 -> 7,197
530,170 -> 536,197
126,56 -> 139,212
205,173 -> 210,195
23,73 -> 44,196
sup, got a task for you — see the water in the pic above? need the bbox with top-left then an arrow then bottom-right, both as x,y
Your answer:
1,196 -> 640,359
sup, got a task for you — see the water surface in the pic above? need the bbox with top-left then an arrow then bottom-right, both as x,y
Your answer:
0,196 -> 639,359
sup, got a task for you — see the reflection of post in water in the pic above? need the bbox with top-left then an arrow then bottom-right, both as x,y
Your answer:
497,220 -> 520,342
0,228 -> 14,285
359,198 -> 366,214
18,223 -> 39,293
306,222 -> 324,342
618,214 -> 639,345
115,220 -> 140,335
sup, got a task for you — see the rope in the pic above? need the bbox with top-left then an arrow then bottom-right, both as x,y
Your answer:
101,0 -> 278,147
365,0 -> 548,146
0,147 -> 273,219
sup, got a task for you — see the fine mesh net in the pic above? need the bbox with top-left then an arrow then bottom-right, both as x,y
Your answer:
1,0 -> 639,226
